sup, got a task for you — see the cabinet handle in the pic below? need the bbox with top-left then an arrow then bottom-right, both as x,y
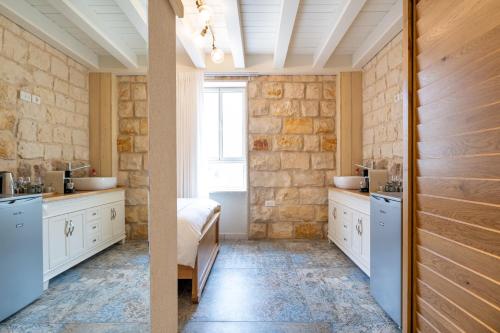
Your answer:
359,220 -> 363,235
92,225 -> 97,230
333,207 -> 337,219
69,221 -> 75,236
343,238 -> 347,241
93,238 -> 97,243
92,212 -> 97,216
343,224 -> 347,229
64,220 -> 69,237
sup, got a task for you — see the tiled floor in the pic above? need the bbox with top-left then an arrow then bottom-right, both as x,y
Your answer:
0,240 -> 399,333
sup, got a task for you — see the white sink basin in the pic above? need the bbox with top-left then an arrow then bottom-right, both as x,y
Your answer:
333,176 -> 363,190
73,177 -> 117,191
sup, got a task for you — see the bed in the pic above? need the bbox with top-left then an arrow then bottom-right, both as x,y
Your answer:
177,198 -> 221,303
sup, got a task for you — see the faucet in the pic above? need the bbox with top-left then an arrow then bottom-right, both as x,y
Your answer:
67,162 -> 91,172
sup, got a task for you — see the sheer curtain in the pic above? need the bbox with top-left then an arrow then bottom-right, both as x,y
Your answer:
176,71 -> 207,198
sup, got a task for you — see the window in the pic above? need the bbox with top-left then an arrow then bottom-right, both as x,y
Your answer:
202,85 -> 246,192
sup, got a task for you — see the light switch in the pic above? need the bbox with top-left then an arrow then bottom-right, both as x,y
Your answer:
31,95 -> 41,104
19,90 -> 32,102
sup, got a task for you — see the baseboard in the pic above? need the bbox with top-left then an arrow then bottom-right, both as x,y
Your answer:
220,233 -> 248,240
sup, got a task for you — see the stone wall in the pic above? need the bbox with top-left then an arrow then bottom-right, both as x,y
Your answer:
116,76 -> 149,240
0,15 -> 89,178
362,32 -> 403,175
248,75 -> 337,239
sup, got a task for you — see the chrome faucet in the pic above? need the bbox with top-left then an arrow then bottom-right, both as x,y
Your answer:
67,163 -> 91,172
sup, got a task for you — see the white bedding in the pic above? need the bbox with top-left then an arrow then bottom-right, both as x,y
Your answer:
177,198 -> 221,267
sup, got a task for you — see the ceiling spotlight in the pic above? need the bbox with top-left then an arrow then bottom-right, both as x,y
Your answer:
196,0 -> 213,22
211,47 -> 224,64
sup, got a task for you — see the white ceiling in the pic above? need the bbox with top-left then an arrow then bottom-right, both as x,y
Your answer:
0,0 -> 402,73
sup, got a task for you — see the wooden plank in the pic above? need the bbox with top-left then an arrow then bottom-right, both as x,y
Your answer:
417,128 -> 500,158
417,76 -> 500,124
223,0 -> 245,68
417,229 -> 500,282
89,74 -> 101,175
415,311 -> 439,333
417,49 -> 500,106
417,211 -> 500,256
417,26 -> 500,88
417,103 -> 500,140
417,193 -> 500,230
416,263 -> 500,331
416,296 -> 466,333
415,0 -> 457,37
417,155 -> 500,179
417,246 -> 500,307
272,0 -> 299,68
416,281 -> 490,333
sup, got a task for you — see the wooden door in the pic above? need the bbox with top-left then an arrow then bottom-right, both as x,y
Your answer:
410,0 -> 500,331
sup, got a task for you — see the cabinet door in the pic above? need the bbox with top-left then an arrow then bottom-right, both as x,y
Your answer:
111,201 -> 125,237
100,203 -> 113,241
351,213 -> 362,256
67,211 -> 85,258
359,213 -> 370,264
48,215 -> 70,269
328,200 -> 337,241
334,204 -> 344,243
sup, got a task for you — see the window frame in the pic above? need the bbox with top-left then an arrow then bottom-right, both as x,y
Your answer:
203,86 -> 247,163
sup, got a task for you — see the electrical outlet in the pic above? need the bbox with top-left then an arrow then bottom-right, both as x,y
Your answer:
19,90 -> 32,102
264,200 -> 276,207
31,95 -> 41,104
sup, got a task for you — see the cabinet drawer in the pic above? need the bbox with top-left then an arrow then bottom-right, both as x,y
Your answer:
340,220 -> 351,248
341,207 -> 352,222
85,232 -> 101,249
85,220 -> 101,235
86,208 -> 100,221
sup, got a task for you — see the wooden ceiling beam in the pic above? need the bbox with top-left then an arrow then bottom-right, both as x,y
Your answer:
352,0 -> 402,68
223,0 -> 245,68
115,0 -> 148,44
176,18 -> 206,68
312,0 -> 367,69
47,0 -> 139,69
273,0 -> 300,68
0,0 -> 99,69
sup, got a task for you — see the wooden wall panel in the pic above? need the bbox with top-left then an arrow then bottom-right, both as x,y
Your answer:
412,0 -> 500,331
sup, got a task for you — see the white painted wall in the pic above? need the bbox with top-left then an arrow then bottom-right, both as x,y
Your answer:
209,191 -> 248,239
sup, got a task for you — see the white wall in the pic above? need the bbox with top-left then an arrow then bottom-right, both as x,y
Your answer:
209,191 -> 248,239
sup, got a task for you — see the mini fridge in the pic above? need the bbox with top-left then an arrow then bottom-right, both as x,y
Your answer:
370,192 -> 403,328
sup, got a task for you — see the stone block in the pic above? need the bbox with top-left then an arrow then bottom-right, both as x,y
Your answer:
119,82 -> 130,100
315,205 -> 328,222
62,145 -> 73,160
283,118 -> 313,134
250,205 -> 276,222
376,56 -> 388,78
314,118 -> 334,134
50,56 -> 68,80
0,132 -> 16,159
120,118 -> 140,135
249,152 -> 280,171
54,79 -> 69,94
74,146 -> 89,160
311,152 -> 334,169
249,223 -> 267,239
303,135 -> 320,152
301,101 -> 319,116
249,135 -> 271,151
35,87 -> 55,106
279,205 -> 315,221
134,101 -> 148,117
70,85 -> 88,103
293,75 -> 317,82
249,99 -> 268,116
299,188 -> 328,205
125,188 -> 149,205
0,82 -> 17,109
0,56 -> 32,85
281,152 -> 310,170
28,45 -> 50,71
140,119 -> 148,135
117,135 -> 133,153
44,144 -> 62,160
76,102 -> 89,115
127,223 -> 149,241
262,82 -> 283,99
305,83 -> 321,99
53,126 -> 71,144
323,82 -> 336,99
270,100 -> 300,117
248,81 -> 259,98
134,135 -> 148,152
0,110 -> 16,131
55,93 -> 75,112
268,223 -> 293,239
17,119 -> 37,141
117,171 -> 129,186
274,135 -> 302,151
18,141 -> 43,159
320,134 -> 337,151
132,83 -> 147,100
72,129 -> 89,147
294,222 -> 323,239
250,188 -> 274,205
120,153 -> 142,170
284,83 -> 304,99
275,188 -> 299,205
119,101 -> 134,117
3,30 -> 27,63
129,172 -> 149,187
291,170 -> 324,186
250,171 -> 291,187
69,68 -> 86,88
249,117 -> 281,134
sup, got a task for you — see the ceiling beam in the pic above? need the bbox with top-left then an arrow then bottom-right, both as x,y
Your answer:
47,0 -> 138,69
115,0 -> 148,44
273,0 -> 300,68
0,0 -> 99,69
223,0 -> 245,68
352,0 -> 402,68
312,0 -> 367,69
176,18 -> 206,68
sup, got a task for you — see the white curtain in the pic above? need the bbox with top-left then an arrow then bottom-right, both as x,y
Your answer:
176,71 -> 206,198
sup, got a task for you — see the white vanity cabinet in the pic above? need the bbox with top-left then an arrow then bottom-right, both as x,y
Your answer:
328,188 -> 370,276
42,189 -> 125,288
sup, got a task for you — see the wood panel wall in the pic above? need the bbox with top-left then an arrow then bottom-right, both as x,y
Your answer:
412,0 -> 500,331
